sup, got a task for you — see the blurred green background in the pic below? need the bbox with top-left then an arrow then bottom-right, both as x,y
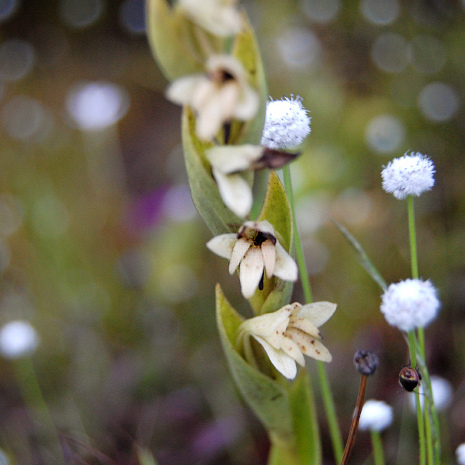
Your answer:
0,0 -> 464,464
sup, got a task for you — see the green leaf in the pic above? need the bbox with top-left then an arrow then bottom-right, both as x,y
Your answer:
289,371 -> 322,465
182,107 -> 246,235
145,0 -> 204,81
259,171 -> 292,250
230,14 -> 268,145
249,171 -> 294,314
216,284 -> 293,438
333,221 -> 387,291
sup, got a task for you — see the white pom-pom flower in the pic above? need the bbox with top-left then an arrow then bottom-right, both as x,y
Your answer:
381,152 -> 435,199
380,279 -> 440,332
0,320 -> 39,359
456,443 -> 465,465
409,375 -> 453,411
261,96 -> 311,149
237,301 -> 336,379
359,400 -> 393,432
206,220 -> 298,299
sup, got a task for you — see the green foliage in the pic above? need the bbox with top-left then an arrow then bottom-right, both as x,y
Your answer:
215,284 -> 293,438
182,107 -> 245,235
145,0 -> 204,80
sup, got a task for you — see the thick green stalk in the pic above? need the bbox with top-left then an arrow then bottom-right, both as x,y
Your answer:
283,164 -> 344,463
370,431 -> 386,465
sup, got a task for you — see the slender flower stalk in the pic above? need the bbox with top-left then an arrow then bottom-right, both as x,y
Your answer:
284,164 -> 344,463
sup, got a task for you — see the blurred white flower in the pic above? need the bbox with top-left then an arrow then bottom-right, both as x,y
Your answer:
381,152 -> 435,199
359,399 -> 393,432
261,96 -> 311,150
456,443 -> 465,465
206,220 -> 297,298
66,81 -> 130,131
380,279 -> 440,332
166,54 -> 259,140
238,301 -> 336,379
206,144 -> 263,217
177,0 -> 242,37
409,375 -> 453,411
0,320 -> 39,359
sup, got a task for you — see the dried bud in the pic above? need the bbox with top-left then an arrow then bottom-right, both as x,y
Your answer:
354,350 -> 379,376
251,148 -> 301,171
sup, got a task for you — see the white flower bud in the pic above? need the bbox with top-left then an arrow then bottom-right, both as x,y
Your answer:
380,279 -> 440,332
409,375 -> 453,411
261,96 -> 311,149
381,152 -> 435,199
359,399 -> 393,432
0,320 -> 39,359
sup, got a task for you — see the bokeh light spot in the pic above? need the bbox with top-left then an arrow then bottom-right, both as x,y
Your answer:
365,114 -> 405,154
59,0 -> 105,29
0,38 -> 35,81
0,194 -> 23,236
119,0 -> 146,35
0,0 -> 19,23
31,195 -> 69,238
409,35 -> 446,75
0,241 -> 11,275
418,82 -> 460,122
301,0 -> 341,23
157,264 -> 197,303
66,81 -> 130,131
371,33 -> 409,73
162,184 -> 197,222
1,96 -> 52,142
360,0 -> 400,25
276,27 -> 321,70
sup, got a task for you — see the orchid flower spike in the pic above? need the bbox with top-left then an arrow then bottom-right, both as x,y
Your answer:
206,220 -> 298,299
237,301 -> 336,379
166,55 -> 259,141
177,0 -> 243,37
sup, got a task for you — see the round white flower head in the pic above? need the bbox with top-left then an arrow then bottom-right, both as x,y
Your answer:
359,399 -> 393,432
380,279 -> 440,332
409,375 -> 453,411
381,152 -> 435,199
261,96 -> 311,150
0,320 -> 39,359
456,443 -> 465,465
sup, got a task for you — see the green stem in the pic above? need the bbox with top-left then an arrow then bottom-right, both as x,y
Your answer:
283,164 -> 344,463
407,195 -> 419,279
370,431 -> 385,465
282,165 -> 312,303
408,330 -> 426,465
407,196 -> 440,464
14,357 -> 66,465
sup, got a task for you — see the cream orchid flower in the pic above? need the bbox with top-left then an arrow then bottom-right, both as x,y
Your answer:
177,0 -> 243,37
206,145 -> 302,217
166,54 -> 259,141
237,301 -> 337,379
206,220 -> 298,298
206,144 -> 263,217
